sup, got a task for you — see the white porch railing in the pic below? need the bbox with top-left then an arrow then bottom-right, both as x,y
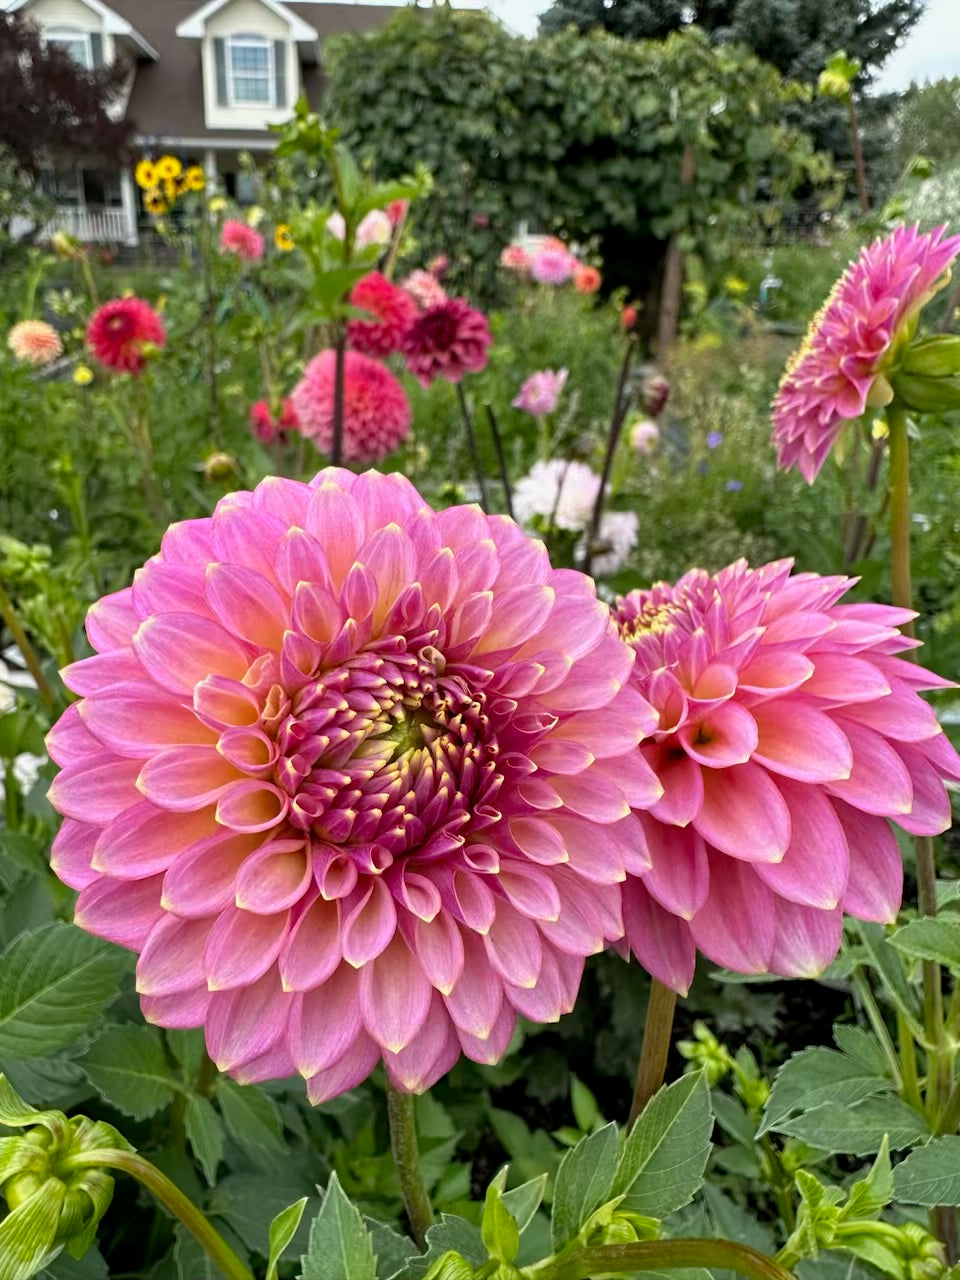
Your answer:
41,207 -> 136,244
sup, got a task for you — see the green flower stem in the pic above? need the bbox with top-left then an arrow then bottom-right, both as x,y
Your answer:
898,1009 -> 924,1114
535,1238 -> 795,1280
583,334 -> 634,574
63,1148 -> 254,1280
332,330 -> 346,467
484,402 -> 514,520
852,970 -> 903,1086
456,383 -> 490,513
0,580 -> 56,711
385,1084 -> 434,1248
628,978 -> 678,1128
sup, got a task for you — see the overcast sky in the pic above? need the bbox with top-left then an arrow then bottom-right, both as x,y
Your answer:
416,0 -> 960,88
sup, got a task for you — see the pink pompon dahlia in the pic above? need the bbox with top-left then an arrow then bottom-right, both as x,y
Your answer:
220,219 -> 265,262
7,319 -> 63,365
46,468 -> 660,1101
513,369 -> 568,418
530,246 -> 577,286
402,269 -> 448,311
250,398 -> 298,446
772,224 -> 960,482
616,558 -> 960,994
404,298 -> 492,388
500,244 -> 530,273
291,351 -> 411,463
87,298 -> 166,375
346,272 -> 418,357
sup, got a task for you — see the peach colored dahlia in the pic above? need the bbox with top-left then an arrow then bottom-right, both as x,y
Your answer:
46,469 -> 661,1101
773,224 -> 960,481
291,350 -> 411,463
7,319 -> 63,365
346,272 -> 417,357
616,557 -> 960,994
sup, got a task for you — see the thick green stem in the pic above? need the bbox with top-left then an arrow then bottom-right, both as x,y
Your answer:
385,1085 -> 434,1248
533,1238 -> 795,1280
628,979 -> 677,1128
64,1149 -> 254,1280
0,581 -> 56,710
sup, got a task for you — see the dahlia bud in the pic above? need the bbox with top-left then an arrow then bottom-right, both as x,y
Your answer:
597,1218 -> 640,1245
423,1251 -> 479,1280
50,231 -> 86,262
889,370 -> 960,413
901,1223 -> 948,1279
202,451 -> 238,482
642,373 -> 670,418
0,1076 -> 128,1266
676,1022 -> 734,1085
901,335 -> 960,378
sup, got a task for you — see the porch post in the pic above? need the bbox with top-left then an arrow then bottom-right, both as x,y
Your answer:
119,167 -> 139,246
204,148 -> 218,192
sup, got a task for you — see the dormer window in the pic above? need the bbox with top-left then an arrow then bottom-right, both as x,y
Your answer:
46,26 -> 102,69
229,33 -> 273,104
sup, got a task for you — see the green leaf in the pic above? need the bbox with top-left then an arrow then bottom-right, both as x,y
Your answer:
208,1172 -> 316,1255
858,923 -> 921,1026
481,1170 -> 519,1264
40,1246 -> 108,1279
831,1025 -> 890,1077
81,1025 -> 178,1120
550,1122 -> 619,1250
570,1076 -> 601,1132
0,924 -> 127,1060
893,1135 -> 960,1205
216,1080 -> 284,1154
711,1092 -> 755,1148
760,1047 -> 891,1136
842,1135 -> 893,1220
612,1072 -> 713,1218
186,1095 -> 224,1187
174,1223 -> 220,1280
300,1171 -> 377,1280
501,1173 -> 548,1233
266,1197 -> 309,1280
364,1218 -> 419,1280
890,917 -> 960,972
166,1029 -> 206,1079
777,1097 -> 929,1155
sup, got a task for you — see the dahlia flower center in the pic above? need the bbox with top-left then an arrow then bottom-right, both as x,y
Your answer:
264,641 -> 501,856
416,310 -> 457,349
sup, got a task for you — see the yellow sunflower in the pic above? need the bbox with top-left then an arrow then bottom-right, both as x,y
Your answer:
184,166 -> 206,192
145,188 -> 169,216
174,174 -> 190,198
135,159 -> 157,190
274,223 -> 294,252
155,155 -> 182,180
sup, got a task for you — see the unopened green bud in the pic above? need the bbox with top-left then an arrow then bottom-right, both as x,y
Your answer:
598,1218 -> 640,1245
901,335 -> 960,378
677,1021 -> 734,1085
422,1250 -> 478,1280
890,371 -> 960,413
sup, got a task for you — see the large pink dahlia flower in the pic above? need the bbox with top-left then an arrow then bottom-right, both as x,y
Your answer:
615,558 -> 960,994
290,350 -> 411,463
772,224 -> 960,482
46,470 -> 660,1102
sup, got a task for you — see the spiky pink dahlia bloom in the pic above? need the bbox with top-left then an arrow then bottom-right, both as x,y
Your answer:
290,350 -> 411,463
530,247 -> 577,286
346,272 -> 417,357
87,298 -> 166,375
404,298 -> 492,388
615,558 -> 960,994
46,469 -> 659,1100
220,219 -> 265,262
772,224 -> 960,481
7,319 -> 63,365
513,369 -> 568,418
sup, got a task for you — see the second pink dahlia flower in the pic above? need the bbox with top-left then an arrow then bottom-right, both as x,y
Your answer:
513,369 -> 568,418
616,557 -> 960,993
404,298 -> 492,388
290,350 -> 411,462
530,246 -> 577,286
346,272 -> 417,357
220,219 -> 265,262
46,468 -> 659,1101
87,298 -> 166,375
772,223 -> 960,482
401,269 -> 448,310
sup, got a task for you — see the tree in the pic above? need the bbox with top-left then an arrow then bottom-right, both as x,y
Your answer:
0,10 -> 133,177
892,77 -> 960,173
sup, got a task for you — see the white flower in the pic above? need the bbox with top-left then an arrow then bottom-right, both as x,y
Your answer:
578,510 -> 639,576
356,209 -> 392,250
512,459 -> 601,532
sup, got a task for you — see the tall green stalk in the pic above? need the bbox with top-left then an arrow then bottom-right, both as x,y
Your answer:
628,979 -> 677,1127
385,1085 -> 434,1248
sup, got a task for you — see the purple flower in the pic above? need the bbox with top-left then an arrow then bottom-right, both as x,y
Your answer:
725,479 -> 743,492
706,432 -> 724,449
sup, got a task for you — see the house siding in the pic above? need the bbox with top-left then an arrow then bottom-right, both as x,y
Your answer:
201,0 -> 298,132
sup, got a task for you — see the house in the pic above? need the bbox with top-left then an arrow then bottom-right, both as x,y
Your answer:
2,0 -> 405,245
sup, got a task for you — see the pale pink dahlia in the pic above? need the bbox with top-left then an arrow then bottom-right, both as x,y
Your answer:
772,224 -> 960,481
403,298 -> 492,388
290,350 -> 411,463
500,244 -> 530,273
616,558 -> 960,993
346,272 -> 417,357
530,247 -> 577,286
46,469 -> 659,1101
402,269 -> 447,310
7,319 -> 63,365
513,369 -> 568,418
220,220 -> 265,262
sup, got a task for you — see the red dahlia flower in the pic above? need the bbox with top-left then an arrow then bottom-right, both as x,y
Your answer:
346,272 -> 418,357
87,298 -> 166,375
404,298 -> 492,388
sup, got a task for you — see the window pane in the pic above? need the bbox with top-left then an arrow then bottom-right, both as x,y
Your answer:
233,76 -> 270,102
231,45 -> 268,71
230,39 -> 271,104
51,36 -> 89,67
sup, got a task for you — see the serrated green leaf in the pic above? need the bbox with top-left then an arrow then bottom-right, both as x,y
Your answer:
81,1025 -> 178,1120
186,1095 -> 224,1187
166,1029 -> 206,1079
831,1025 -> 890,1077
208,1172 -> 315,1255
612,1072 -> 712,1219
40,1245 -> 108,1279
365,1217 -> 419,1280
711,1092 -> 755,1148
301,1171 -> 377,1280
777,1097 -> 928,1155
0,924 -> 127,1059
890,917 -> 960,972
759,1047 -> 891,1136
551,1122 -> 618,1250
266,1197 -> 308,1280
842,1136 -> 893,1220
500,1173 -> 547,1233
858,923 -> 921,1026
893,1135 -> 960,1205
216,1079 -> 284,1153
174,1224 -> 219,1280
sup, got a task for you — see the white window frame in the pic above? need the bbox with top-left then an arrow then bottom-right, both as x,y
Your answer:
226,33 -> 275,107
45,26 -> 93,69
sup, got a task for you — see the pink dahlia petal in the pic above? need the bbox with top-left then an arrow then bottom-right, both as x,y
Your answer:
615,556 -> 957,986
43,467 -> 661,1101
291,350 -> 411,463
347,271 -> 417,356
622,880 -> 697,996
772,224 -> 960,480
